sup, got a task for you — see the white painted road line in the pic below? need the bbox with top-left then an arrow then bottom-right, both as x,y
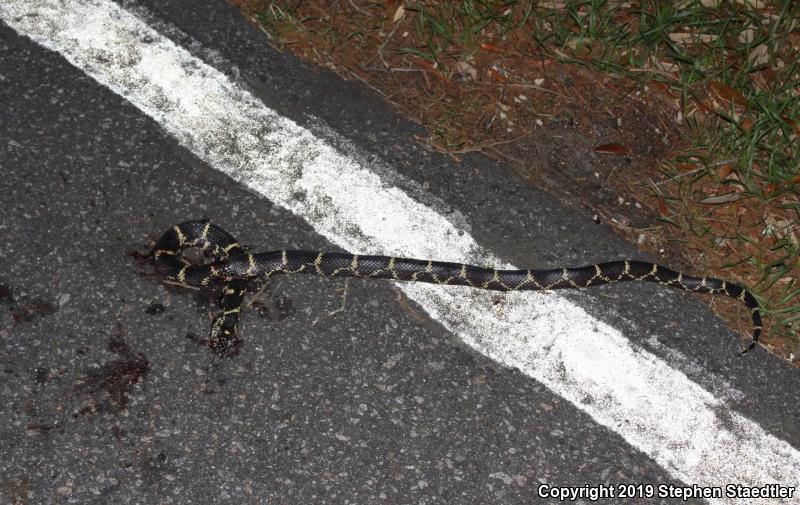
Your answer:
2,1 -> 797,502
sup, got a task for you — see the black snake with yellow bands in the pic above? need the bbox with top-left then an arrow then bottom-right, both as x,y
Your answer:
150,220 -> 762,356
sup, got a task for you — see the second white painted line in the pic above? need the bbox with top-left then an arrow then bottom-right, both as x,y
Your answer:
1,1 -> 797,502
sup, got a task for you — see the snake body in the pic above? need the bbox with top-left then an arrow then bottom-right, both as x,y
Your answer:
150,220 -> 762,356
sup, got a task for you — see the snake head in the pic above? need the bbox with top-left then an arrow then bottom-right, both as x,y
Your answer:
208,314 -> 242,357
208,333 -> 242,357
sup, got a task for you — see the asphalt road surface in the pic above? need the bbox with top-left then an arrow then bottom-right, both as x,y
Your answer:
1,1 -> 798,504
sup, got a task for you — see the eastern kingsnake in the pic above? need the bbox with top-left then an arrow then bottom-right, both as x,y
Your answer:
150,220 -> 762,356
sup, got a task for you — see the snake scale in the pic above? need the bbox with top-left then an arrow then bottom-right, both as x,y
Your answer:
150,220 -> 762,356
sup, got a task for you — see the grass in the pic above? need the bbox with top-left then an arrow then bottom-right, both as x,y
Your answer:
232,0 -> 800,360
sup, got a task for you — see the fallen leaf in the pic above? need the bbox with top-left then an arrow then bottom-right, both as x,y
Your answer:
648,79 -> 669,93
412,56 -> 448,83
694,98 -> 714,113
722,170 -> 745,191
551,47 -> 571,60
594,143 -> 632,155
741,118 -> 753,133
488,67 -> 507,83
480,43 -> 504,53
668,32 -> 718,44
750,67 -> 776,91
392,4 -> 405,23
565,37 -> 584,51
676,162 -> 700,171
415,57 -> 436,70
657,198 -> 669,215
701,193 -> 742,204
718,164 -> 733,178
454,61 -> 477,81
709,81 -> 748,107
610,214 -> 632,228
763,214 -> 799,246
738,27 -> 757,45
748,44 -> 769,66
651,58 -> 679,73
613,12 -> 639,28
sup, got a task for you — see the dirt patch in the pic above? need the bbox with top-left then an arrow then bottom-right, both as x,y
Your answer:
226,1 -> 792,361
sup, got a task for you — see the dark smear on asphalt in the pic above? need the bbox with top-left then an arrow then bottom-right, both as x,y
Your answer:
0,280 -> 58,326
74,325 -> 150,418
